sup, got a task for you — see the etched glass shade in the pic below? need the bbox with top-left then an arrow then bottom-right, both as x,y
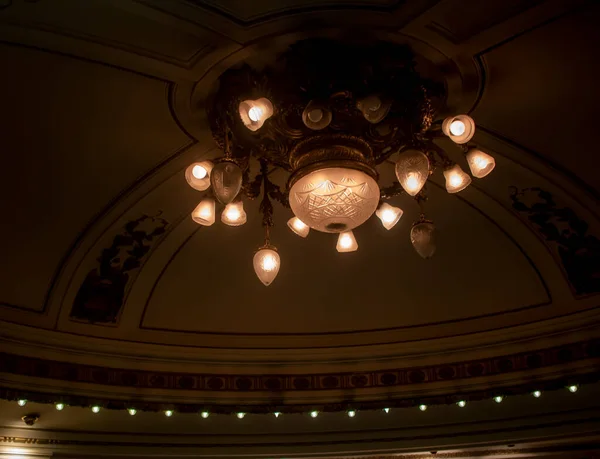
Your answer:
185,161 -> 213,191
376,202 -> 403,230
410,221 -> 436,259
395,150 -> 430,196
466,148 -> 496,178
287,217 -> 310,238
221,201 -> 247,226
336,230 -> 358,252
210,161 -> 243,204
191,198 -> 215,226
289,167 -> 379,233
239,98 -> 273,131
442,114 -> 475,144
443,164 -> 472,193
253,247 -> 280,286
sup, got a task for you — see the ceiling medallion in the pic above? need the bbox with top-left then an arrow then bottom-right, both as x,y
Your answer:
187,39 -> 496,285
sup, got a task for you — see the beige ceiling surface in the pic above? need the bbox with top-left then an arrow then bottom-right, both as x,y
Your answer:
0,0 -> 598,419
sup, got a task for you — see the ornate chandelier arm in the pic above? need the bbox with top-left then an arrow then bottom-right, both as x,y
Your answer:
380,181 -> 405,200
258,159 -> 275,244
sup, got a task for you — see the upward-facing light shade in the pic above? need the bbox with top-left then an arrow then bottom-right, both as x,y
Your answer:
239,98 -> 273,131
466,148 -> 496,178
442,114 -> 475,144
443,164 -> 472,193
395,150 -> 430,196
253,247 -> 281,286
302,101 -> 332,130
357,95 -> 390,123
185,161 -> 213,191
376,203 -> 403,230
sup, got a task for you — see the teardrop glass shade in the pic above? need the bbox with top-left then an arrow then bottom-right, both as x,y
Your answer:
191,198 -> 216,226
443,164 -> 472,193
410,221 -> 436,259
185,161 -> 213,191
466,148 -> 496,178
253,247 -> 281,286
221,201 -> 247,226
395,150 -> 429,196
357,95 -> 391,124
210,161 -> 243,204
302,101 -> 332,130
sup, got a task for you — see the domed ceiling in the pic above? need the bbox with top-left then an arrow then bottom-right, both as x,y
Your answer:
0,0 -> 599,457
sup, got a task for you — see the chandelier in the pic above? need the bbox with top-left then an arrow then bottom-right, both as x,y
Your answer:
186,39 -> 496,286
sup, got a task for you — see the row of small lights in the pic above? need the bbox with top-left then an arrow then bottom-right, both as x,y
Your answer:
13,385 -> 580,417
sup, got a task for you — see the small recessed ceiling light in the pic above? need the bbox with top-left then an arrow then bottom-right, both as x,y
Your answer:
457,400 -> 466,408
201,411 -> 210,418
55,403 -> 65,411
17,400 -> 27,407
236,412 -> 246,419
383,407 -> 390,413
91,406 -> 100,413
532,391 -> 542,398
128,408 -> 137,416
568,385 -> 578,393
494,396 -> 503,403
274,412 -> 281,418
419,404 -> 427,411
165,410 -> 173,417
347,410 -> 356,417
310,410 -> 319,418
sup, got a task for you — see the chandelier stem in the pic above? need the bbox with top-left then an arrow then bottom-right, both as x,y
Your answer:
259,159 -> 275,246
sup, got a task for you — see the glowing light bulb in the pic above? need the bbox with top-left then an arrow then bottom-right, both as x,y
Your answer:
457,400 -> 466,408
239,98 -> 273,131
237,412 -> 246,419
191,198 -> 216,226
201,411 -> 210,418
221,201 -> 247,226
192,164 -> 208,179
91,406 -> 100,413
466,148 -> 496,178
253,247 -> 280,286
248,106 -> 263,122
449,120 -> 466,136
17,400 -> 27,407
494,396 -> 503,403
532,391 -> 541,398
128,408 -> 137,416
310,411 -> 319,418
568,385 -> 578,393
443,164 -> 472,193
165,410 -> 173,417
55,403 -> 65,411
442,115 -> 475,144
347,410 -> 356,417
419,404 -> 427,411
274,412 -> 281,418
287,217 -> 310,238
376,203 -> 403,230
336,230 -> 358,253
185,161 -> 213,191
383,408 -> 390,413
